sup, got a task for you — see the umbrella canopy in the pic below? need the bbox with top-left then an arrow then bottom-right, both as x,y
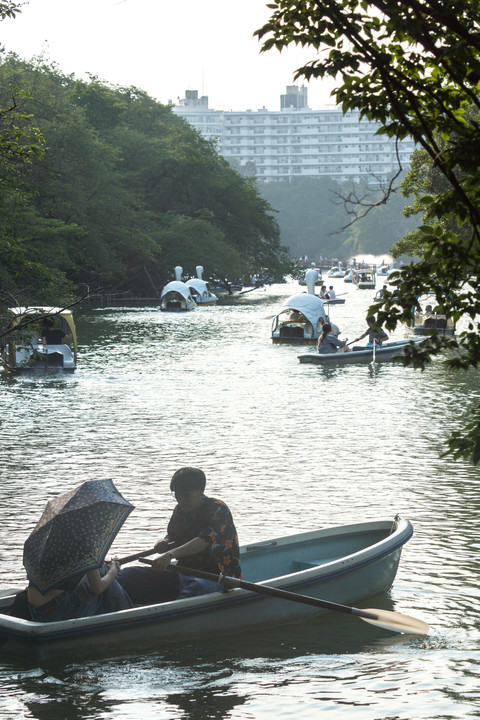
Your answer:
23,479 -> 134,593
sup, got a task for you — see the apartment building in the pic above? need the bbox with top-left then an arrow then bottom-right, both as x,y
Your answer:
172,86 -> 416,184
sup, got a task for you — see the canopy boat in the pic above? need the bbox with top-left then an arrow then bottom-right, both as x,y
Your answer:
272,270 -> 327,344
298,338 -> 425,365
0,307 -> 77,372
410,295 -> 455,336
160,267 -> 196,311
0,517 -> 419,659
186,265 -> 218,306
354,269 -> 376,289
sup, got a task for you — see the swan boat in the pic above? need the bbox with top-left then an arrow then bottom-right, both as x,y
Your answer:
343,263 -> 355,283
0,517 -> 415,660
298,267 -> 323,285
160,267 -> 196,311
186,265 -> 218,306
0,307 -> 77,372
377,262 -> 397,278
272,270 -> 327,344
327,262 -> 344,278
298,338 -> 425,365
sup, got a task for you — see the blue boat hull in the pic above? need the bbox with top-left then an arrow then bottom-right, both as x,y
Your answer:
0,518 -> 413,659
298,339 -> 423,364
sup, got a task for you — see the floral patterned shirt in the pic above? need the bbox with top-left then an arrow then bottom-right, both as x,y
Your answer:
167,496 -> 241,578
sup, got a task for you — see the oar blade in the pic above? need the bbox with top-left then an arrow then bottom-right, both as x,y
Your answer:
359,608 -> 429,635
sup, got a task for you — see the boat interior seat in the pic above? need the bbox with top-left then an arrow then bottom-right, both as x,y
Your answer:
423,317 -> 446,328
280,326 -> 304,339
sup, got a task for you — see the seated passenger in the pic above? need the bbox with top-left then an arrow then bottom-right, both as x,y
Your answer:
42,318 -> 72,345
375,285 -> 388,300
317,316 -> 340,337
317,323 -> 351,354
27,561 -> 132,623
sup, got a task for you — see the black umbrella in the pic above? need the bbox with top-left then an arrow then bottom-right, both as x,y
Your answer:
23,478 -> 134,593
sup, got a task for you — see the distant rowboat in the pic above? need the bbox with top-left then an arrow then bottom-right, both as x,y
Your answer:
298,338 -> 425,364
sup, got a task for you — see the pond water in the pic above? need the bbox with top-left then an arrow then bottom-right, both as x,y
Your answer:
1,278 -> 479,719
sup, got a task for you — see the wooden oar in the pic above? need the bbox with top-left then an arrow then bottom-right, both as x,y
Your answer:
117,548 -> 158,565
116,541 -> 178,565
138,559 -> 429,635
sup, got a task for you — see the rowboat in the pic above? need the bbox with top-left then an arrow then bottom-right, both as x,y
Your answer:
0,307 -> 77,372
0,517 -> 419,659
298,338 -> 425,364
322,297 -> 346,306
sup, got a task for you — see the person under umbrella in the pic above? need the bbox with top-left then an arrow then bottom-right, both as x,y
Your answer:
24,478 -> 134,622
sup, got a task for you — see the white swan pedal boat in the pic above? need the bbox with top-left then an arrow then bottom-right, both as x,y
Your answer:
0,517 -> 415,659
298,338 -> 425,364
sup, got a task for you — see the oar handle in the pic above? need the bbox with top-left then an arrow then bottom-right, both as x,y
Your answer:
118,541 -> 178,565
117,548 -> 157,565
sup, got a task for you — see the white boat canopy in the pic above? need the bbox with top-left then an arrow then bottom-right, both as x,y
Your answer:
186,278 -> 218,303
280,293 -> 327,326
160,281 -> 194,301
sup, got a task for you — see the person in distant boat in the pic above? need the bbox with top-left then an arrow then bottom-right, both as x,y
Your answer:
328,286 -> 336,299
27,561 -> 132,623
424,304 -> 434,317
117,467 -> 241,605
375,285 -> 388,300
319,285 -> 330,299
352,316 -> 389,348
42,318 -> 72,345
317,323 -> 351,354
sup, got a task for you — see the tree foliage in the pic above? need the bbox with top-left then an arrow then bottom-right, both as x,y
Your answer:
0,53 -> 290,303
256,0 -> 480,462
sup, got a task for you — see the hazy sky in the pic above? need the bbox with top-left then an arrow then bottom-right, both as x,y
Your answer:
1,0 -> 336,111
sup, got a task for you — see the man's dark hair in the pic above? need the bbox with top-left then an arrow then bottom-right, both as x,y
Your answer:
170,467 -> 206,492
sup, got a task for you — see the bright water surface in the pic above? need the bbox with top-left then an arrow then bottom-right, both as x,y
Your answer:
1,278 -> 479,719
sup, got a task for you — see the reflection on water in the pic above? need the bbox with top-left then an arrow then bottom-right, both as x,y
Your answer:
1,281 -> 480,719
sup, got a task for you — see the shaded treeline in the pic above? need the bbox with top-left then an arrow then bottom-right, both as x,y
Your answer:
0,53 -> 291,303
257,176 -> 420,261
